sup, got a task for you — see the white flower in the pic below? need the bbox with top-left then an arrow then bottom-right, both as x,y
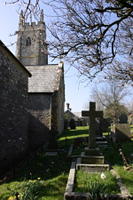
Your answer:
101,173 -> 106,179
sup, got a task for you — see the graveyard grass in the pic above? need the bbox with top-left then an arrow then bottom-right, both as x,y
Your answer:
74,170 -> 120,194
0,126 -> 133,199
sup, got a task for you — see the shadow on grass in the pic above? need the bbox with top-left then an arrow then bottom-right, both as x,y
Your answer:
1,127 -> 133,199
58,126 -> 89,147
4,127 -> 88,183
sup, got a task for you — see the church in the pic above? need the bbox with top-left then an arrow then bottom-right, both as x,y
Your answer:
0,9 -> 64,174
16,10 -> 65,149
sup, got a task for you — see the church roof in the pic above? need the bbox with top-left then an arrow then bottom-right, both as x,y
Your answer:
26,63 -> 63,93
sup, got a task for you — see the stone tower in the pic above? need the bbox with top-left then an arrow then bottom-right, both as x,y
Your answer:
16,10 -> 48,66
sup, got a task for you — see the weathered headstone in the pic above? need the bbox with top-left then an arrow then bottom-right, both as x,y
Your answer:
47,130 -> 59,150
101,118 -> 110,132
69,119 -> 76,129
119,114 -> 128,124
115,124 -> 131,142
82,102 -> 103,149
115,114 -> 131,142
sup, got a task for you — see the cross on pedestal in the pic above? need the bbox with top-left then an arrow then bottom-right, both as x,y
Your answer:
82,102 -> 103,149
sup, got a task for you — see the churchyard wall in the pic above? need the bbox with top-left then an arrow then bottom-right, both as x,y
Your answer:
0,41 -> 31,172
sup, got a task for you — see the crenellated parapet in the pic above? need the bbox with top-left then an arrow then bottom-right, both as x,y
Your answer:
16,9 -> 48,66
19,9 -> 45,30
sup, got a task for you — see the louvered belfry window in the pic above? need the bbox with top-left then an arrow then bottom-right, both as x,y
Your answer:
26,37 -> 31,46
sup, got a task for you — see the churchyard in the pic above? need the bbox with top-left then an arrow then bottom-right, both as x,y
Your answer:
0,124 -> 133,199
0,102 -> 133,200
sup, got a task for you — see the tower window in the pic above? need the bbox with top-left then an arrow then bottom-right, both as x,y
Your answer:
26,37 -> 31,46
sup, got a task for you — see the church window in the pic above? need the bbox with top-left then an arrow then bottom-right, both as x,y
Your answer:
26,37 -> 31,46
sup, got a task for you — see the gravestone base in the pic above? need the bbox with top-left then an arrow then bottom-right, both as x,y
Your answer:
45,148 -> 60,156
45,152 -> 58,156
76,158 -> 109,172
96,136 -> 106,141
95,136 -> 108,147
96,141 -> 108,147
81,152 -> 104,164
84,147 -> 100,156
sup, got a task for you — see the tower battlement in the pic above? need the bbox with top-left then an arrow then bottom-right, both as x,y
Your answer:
16,9 -> 48,66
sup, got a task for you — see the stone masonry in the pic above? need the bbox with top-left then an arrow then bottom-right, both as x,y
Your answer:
16,10 -> 48,66
16,9 -> 65,150
0,40 -> 31,173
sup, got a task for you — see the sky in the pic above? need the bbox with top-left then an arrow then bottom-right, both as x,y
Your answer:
0,1 -> 94,112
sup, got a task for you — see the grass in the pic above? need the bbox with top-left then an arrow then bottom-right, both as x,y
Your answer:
100,137 -> 133,195
0,126 -> 88,200
74,170 -> 120,194
0,126 -> 133,199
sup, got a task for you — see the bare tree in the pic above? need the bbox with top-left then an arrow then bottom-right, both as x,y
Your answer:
90,81 -> 130,120
47,0 -> 133,84
3,0 -> 133,84
3,0 -> 43,21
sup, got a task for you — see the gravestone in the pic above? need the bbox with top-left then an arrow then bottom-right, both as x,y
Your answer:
119,114 -> 128,124
101,118 -> 110,132
47,130 -> 59,150
95,118 -> 102,137
115,114 -> 131,142
70,119 -> 76,129
82,102 -> 103,149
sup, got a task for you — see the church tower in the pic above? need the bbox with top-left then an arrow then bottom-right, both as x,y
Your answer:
16,10 -> 48,66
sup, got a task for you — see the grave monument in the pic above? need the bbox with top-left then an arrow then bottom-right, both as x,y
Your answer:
82,102 -> 103,149
115,114 -> 131,142
75,102 -> 109,171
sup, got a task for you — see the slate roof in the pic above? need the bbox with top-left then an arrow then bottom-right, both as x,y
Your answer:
73,112 -> 82,118
26,63 -> 63,93
65,110 -> 80,121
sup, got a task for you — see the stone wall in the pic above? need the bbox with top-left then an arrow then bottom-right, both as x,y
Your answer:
28,93 -> 52,149
51,75 -> 65,135
0,41 -> 30,173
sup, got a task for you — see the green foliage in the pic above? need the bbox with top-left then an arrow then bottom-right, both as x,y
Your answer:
20,179 -> 42,200
113,165 -> 133,195
104,102 -> 128,121
74,170 -> 120,195
0,127 -> 133,199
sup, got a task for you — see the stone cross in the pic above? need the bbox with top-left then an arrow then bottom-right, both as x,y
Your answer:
82,102 -> 103,149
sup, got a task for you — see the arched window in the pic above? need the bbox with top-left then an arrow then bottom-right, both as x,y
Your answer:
26,37 -> 31,46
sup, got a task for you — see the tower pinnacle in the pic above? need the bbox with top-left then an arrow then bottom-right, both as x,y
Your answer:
19,10 -> 24,26
40,9 -> 44,22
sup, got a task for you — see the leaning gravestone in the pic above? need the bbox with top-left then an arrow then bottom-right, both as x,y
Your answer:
115,114 -> 131,142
